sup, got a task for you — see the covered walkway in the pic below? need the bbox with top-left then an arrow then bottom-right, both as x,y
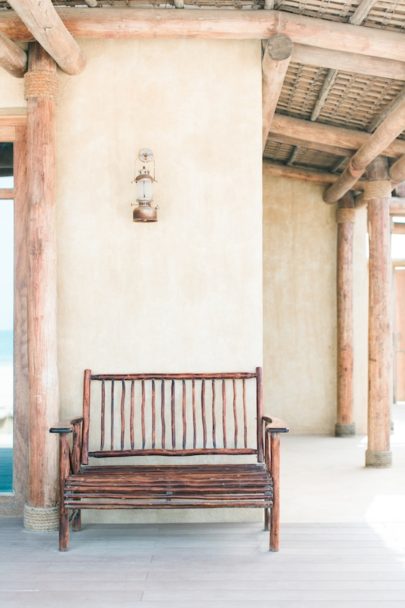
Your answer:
2,404 -> 405,607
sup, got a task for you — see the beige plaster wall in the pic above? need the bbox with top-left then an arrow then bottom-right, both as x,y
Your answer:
55,39 -> 262,522
0,71 -> 24,107
263,169 -> 368,435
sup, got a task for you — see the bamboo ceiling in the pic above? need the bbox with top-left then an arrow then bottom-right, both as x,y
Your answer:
1,0 -> 405,176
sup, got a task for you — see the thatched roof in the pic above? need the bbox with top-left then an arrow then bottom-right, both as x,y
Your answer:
1,0 -> 405,179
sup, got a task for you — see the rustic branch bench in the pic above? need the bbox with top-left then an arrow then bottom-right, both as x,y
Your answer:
50,367 -> 288,551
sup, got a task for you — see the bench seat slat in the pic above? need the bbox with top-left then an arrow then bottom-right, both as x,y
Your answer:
89,448 -> 257,457
64,464 -> 273,510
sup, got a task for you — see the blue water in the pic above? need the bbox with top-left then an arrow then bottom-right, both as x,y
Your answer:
0,330 -> 12,363
0,449 -> 13,493
0,331 -> 13,492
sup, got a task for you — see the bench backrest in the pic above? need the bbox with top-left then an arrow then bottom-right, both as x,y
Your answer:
81,368 -> 263,464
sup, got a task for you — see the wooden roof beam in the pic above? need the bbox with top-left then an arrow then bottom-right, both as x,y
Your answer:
264,160 -> 341,185
389,155 -> 405,184
7,0 -> 85,75
269,114 -> 405,159
368,88 -> 405,133
1,9 -> 405,62
292,45 -> 405,82
0,31 -> 26,77
262,35 -> 292,152
323,99 -> 405,203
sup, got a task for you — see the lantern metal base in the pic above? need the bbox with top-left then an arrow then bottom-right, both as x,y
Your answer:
133,204 -> 158,222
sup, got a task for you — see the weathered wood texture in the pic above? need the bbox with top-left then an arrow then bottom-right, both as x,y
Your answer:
262,35 -> 292,150
25,43 -> 59,508
270,114 -> 405,160
0,9 -> 405,61
389,155 -> 405,184
365,158 -> 392,467
335,194 -> 355,437
323,98 -> 405,202
311,68 -> 337,122
12,125 -> 29,512
0,120 -> 28,517
263,161 -> 339,185
292,44 -> 405,81
7,0 -> 85,75
349,0 -> 377,25
50,368 -> 288,551
0,31 -> 26,77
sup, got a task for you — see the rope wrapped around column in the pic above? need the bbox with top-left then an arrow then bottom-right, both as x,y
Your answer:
24,505 -> 59,531
336,207 -> 356,224
24,70 -> 57,99
362,180 -> 392,201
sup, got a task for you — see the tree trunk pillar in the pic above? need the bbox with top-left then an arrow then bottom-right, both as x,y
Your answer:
365,157 -> 393,467
335,193 -> 356,436
23,43 -> 60,530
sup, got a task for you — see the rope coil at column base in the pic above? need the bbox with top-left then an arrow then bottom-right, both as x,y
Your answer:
24,504 -> 59,531
335,422 -> 356,437
365,449 -> 392,468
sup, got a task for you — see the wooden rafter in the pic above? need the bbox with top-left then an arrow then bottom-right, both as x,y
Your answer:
368,88 -> 405,133
349,0 -> 377,26
389,155 -> 405,183
262,35 -> 292,151
269,114 -> 405,160
292,45 -> 405,81
310,69 -> 337,122
308,1 -> 374,126
287,146 -> 299,166
264,161 -> 340,185
324,99 -> 405,203
0,9 -> 405,62
7,0 -> 85,75
0,30 -> 26,77
269,132 -> 353,157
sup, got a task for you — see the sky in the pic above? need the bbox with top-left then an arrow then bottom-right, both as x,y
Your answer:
0,197 -> 13,332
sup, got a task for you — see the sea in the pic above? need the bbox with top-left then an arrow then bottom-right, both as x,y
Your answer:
0,330 -> 12,364
0,330 -> 13,489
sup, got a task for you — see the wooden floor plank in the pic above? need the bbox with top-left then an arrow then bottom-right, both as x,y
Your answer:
1,520 -> 405,605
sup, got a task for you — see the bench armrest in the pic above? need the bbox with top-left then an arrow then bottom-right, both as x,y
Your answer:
262,416 -> 289,434
49,417 -> 83,434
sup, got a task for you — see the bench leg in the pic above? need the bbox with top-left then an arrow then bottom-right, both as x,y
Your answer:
269,433 -> 280,552
264,507 -> 270,531
72,509 -> 82,532
59,511 -> 70,551
269,503 -> 280,552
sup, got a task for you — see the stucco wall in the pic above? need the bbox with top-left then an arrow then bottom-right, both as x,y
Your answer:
55,39 -> 262,522
263,168 -> 368,435
0,70 -> 24,107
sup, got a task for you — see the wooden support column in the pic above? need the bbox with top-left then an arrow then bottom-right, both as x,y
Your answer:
335,193 -> 356,437
365,157 -> 393,467
23,43 -> 59,530
262,34 -> 292,151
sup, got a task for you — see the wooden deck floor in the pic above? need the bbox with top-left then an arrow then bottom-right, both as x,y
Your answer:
1,519 -> 405,607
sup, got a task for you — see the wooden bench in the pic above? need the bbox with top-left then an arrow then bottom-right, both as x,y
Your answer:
50,367 -> 288,551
